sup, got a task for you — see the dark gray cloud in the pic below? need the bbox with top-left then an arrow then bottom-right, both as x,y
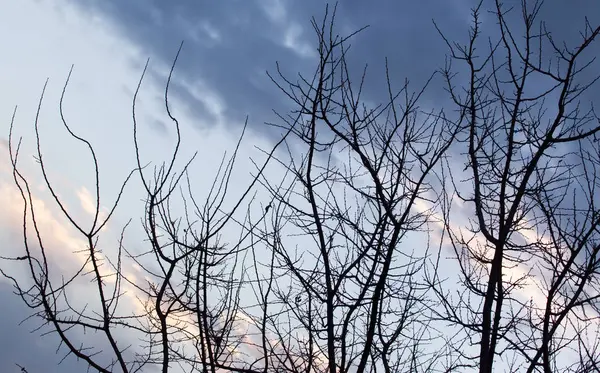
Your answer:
0,272 -> 160,373
67,0 -> 475,135
67,0 -> 600,139
0,282 -> 89,373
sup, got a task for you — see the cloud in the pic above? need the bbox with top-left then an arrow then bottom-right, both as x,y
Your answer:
71,0 -> 485,140
2,0 -> 599,371
0,282 -> 90,373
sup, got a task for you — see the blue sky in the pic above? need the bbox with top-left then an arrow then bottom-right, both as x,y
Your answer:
1,1 -> 600,372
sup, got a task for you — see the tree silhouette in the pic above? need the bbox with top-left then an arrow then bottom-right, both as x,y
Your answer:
3,1 -> 600,373
428,1 -> 600,372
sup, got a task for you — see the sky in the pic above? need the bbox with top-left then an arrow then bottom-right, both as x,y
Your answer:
1,0 -> 600,372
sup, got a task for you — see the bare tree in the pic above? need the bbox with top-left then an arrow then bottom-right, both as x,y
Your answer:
429,1 -> 600,372
3,1 -> 600,373
3,40 -> 290,372
251,5 -> 457,373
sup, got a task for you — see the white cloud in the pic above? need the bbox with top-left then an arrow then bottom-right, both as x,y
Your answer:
283,23 -> 316,59
257,0 -> 315,59
260,0 -> 287,23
